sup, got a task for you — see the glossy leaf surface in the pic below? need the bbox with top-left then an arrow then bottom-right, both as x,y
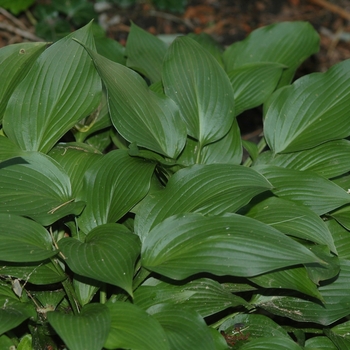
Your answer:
142,213 -> 321,279
0,152 -> 83,225
163,36 -> 235,146
0,42 -> 46,122
59,224 -> 140,296
79,44 -> 186,158
264,60 -> 350,154
135,163 -> 272,241
223,21 -> 319,87
77,150 -> 155,233
3,22 -> 101,153
0,214 -> 56,262
105,301 -> 169,350
253,165 -> 350,215
126,22 -> 167,83
48,303 -> 110,350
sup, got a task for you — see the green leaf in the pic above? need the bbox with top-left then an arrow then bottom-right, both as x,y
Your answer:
221,313 -> 289,339
177,119 -> 242,165
249,266 -> 322,300
264,60 -> 350,154
0,214 -> 56,262
141,213 -> 322,280
73,275 -> 102,306
223,21 -> 319,87
3,22 -> 102,153
228,62 -> 285,116
0,299 -> 35,336
187,32 -> 224,66
0,260 -> 66,285
77,150 -> 155,233
0,42 -> 46,122
253,165 -> 350,215
0,152 -> 83,225
326,219 -> 350,260
47,303 -> 110,350
246,197 -> 337,253
126,22 -> 168,83
255,140 -> 350,179
149,304 -> 215,350
162,36 -> 235,146
239,337 -> 303,350
134,277 -> 249,317
330,204 -> 350,231
48,142 -> 103,197
305,336 -> 337,350
0,136 -> 24,161
59,224 -> 140,296
254,259 -> 350,325
77,43 -> 186,158
105,301 -> 169,350
0,0 -> 35,15
135,163 -> 272,241
94,34 -> 126,65
326,320 -> 350,349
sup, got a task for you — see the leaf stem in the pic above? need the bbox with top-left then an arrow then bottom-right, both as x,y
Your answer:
243,136 -> 267,167
132,266 -> 151,292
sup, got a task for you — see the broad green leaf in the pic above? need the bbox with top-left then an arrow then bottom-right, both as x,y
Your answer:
77,150 -> 155,233
253,165 -> 350,215
0,214 -> 56,262
330,205 -> 350,231
141,213 -> 322,280
239,337 -> 303,350
249,266 -> 322,300
0,42 -> 46,122
94,32 -> 126,65
0,299 -> 35,336
246,197 -> 337,253
305,336 -> 337,350
221,313 -> 289,339
135,163 -> 272,241
48,142 -> 103,197
187,32 -> 223,66
255,259 -> 350,325
126,22 -> 168,83
223,21 -> 319,87
17,334 -> 32,350
326,219 -> 350,259
0,260 -> 66,285
59,224 -> 140,296
149,304 -> 215,350
177,119 -> 242,165
325,320 -> 350,349
264,60 -> 350,154
0,335 -> 15,349
73,275 -> 102,306
73,90 -> 112,142
255,140 -> 350,179
105,301 -> 169,350
0,136 -> 24,161
243,140 -> 259,162
77,43 -> 186,158
0,152 -> 84,225
228,62 -> 285,116
3,22 -> 102,153
162,36 -> 235,146
48,303 -> 110,350
200,118 -> 242,164
134,277 -> 249,317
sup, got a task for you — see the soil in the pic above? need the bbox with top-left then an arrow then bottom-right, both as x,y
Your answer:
1,0 -> 350,136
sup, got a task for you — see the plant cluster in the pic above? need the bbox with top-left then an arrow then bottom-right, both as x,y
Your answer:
1,0 -> 188,41
1,19 -> 350,350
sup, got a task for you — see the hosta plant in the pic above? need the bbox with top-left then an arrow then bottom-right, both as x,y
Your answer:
1,20 -> 350,350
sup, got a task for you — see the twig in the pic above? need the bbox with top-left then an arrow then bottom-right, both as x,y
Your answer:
0,24 -> 42,42
308,0 -> 350,21
0,7 -> 27,30
0,21 -> 43,42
